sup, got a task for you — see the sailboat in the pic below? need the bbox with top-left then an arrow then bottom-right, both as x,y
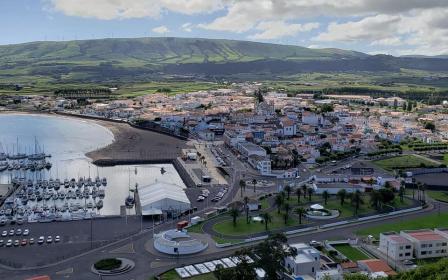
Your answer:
124,168 -> 135,209
8,138 -> 27,160
28,137 -> 46,161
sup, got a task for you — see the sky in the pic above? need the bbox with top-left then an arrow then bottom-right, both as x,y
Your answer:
1,0 -> 448,56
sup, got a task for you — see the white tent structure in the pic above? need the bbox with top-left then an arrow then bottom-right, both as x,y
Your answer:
139,181 -> 191,216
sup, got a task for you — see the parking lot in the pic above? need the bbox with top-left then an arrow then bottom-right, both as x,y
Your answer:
0,216 -> 143,268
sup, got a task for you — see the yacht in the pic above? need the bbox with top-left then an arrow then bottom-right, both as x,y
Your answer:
96,199 -> 103,210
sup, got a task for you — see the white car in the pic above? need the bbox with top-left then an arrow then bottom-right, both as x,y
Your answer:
5,240 -> 12,247
55,236 -> 61,242
46,236 -> 53,243
15,229 -> 22,235
29,238 -> 34,245
38,236 -> 45,244
1,231 -> 7,237
8,230 -> 14,236
22,229 -> 29,236
196,196 -> 205,202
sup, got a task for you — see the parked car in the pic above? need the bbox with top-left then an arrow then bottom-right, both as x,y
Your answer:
46,236 -> 53,243
8,229 -> 14,236
6,240 -> 12,247
21,239 -> 27,246
22,229 -> 29,236
196,196 -> 205,202
0,240 -> 4,247
29,238 -> 34,245
13,240 -> 20,247
38,236 -> 45,245
55,236 -> 61,243
15,229 -> 22,235
1,231 -> 7,237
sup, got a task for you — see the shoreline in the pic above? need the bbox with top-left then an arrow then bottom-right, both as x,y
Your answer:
0,110 -> 187,165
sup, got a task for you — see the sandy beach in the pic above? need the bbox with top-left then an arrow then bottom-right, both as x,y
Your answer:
0,110 -> 187,164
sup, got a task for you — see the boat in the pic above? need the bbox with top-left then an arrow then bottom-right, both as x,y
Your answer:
98,189 -> 105,199
86,202 -> 93,209
101,177 -> 107,186
96,199 -> 103,210
125,195 -> 135,208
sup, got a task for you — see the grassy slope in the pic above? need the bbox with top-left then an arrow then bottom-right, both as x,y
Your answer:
356,212 -> 448,237
373,155 -> 437,171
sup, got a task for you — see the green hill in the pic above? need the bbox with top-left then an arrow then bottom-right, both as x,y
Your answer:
0,37 -> 447,85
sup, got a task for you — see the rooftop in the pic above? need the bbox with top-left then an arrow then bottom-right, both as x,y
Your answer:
403,230 -> 447,241
359,259 -> 396,276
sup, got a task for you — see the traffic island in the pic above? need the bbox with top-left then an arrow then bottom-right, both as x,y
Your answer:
91,258 -> 135,276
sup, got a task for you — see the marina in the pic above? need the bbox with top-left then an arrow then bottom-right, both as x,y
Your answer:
0,114 -> 187,217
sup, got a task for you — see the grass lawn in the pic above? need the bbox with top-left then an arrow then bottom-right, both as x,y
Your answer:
427,191 -> 448,203
356,212 -> 448,238
213,211 -> 300,236
373,155 -> 437,171
332,244 -> 370,261
212,236 -> 243,245
186,223 -> 204,234
444,154 -> 448,165
158,270 -> 217,280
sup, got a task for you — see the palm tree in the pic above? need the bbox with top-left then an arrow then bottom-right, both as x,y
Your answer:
295,188 -> 302,204
421,183 -> 427,203
284,185 -> 292,200
261,212 -> 272,231
295,207 -> 306,224
337,189 -> 346,206
243,196 -> 250,224
239,180 -> 246,198
274,193 -> 284,214
229,208 -> 240,227
301,185 -> 307,198
283,203 -> 291,225
399,186 -> 405,203
307,187 -> 314,202
322,190 -> 329,205
252,179 -> 257,193
352,190 -> 363,215
369,190 -> 381,210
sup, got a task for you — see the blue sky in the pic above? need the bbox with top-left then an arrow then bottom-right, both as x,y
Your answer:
1,0 -> 448,56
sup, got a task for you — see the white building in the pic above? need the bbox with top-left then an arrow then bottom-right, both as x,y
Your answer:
237,141 -> 267,158
248,155 -> 272,176
302,111 -> 322,126
285,243 -> 320,279
400,229 -> 448,259
316,269 -> 343,280
139,182 -> 191,216
379,232 -> 414,261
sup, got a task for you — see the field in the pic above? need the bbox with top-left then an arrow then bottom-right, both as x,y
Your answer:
427,191 -> 448,203
332,244 -> 370,261
114,81 -> 224,97
373,155 -> 438,171
356,212 -> 448,237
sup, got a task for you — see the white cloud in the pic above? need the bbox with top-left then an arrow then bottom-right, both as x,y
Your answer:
248,21 -> 319,40
152,25 -> 170,34
314,14 -> 401,42
181,23 -> 193,33
49,0 -> 222,20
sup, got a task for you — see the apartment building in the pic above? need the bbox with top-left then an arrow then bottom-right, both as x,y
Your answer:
284,243 -> 320,279
379,232 -> 414,261
400,229 -> 448,259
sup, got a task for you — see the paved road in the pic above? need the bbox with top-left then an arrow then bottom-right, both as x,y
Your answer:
1,199 -> 444,280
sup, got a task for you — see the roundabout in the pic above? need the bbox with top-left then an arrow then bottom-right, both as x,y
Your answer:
91,258 -> 135,276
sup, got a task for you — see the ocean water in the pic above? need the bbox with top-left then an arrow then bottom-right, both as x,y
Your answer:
0,114 -> 185,215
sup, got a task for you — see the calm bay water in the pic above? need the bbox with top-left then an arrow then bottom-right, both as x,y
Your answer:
0,114 -> 185,215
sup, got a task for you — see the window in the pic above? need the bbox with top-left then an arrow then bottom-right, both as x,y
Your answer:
421,244 -> 427,248
405,245 -> 411,249
399,246 -> 403,250
399,253 -> 403,257
405,253 -> 411,256
443,243 -> 447,246
421,251 -> 427,255
429,244 -> 433,248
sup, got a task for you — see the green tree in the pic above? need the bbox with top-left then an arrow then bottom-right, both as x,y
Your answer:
261,212 -> 272,231
352,190 -> 363,215
295,207 -> 306,224
307,187 -> 314,202
370,190 -> 381,210
239,179 -> 246,197
295,188 -> 302,204
243,196 -> 250,224
229,207 -> 240,227
254,233 -> 297,280
283,203 -> 291,225
424,122 -> 436,132
274,193 -> 285,214
322,190 -> 329,205
379,188 -> 395,204
284,185 -> 292,200
337,189 -> 347,206
252,178 -> 257,193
